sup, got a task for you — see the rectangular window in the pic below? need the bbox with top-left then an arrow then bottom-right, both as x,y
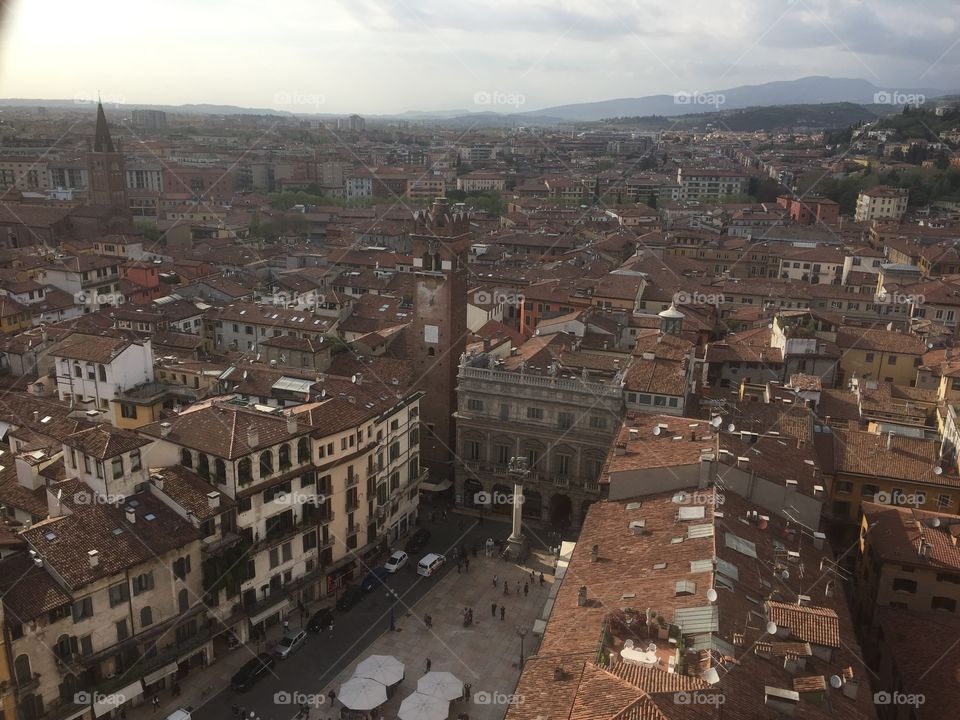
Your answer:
558,412 -> 574,429
108,583 -> 129,607
99,365 -> 107,382
71,596 -> 93,622
589,415 -> 607,429
892,578 -> 917,594
112,457 -> 123,479
467,398 -> 483,412
526,407 -> 543,420
116,619 -> 128,641
130,450 -> 141,472
864,353 -> 875,363
132,571 -> 154,595
270,548 -> 280,569
888,355 -> 897,365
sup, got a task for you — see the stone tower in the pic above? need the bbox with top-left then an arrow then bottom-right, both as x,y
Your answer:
409,198 -> 470,484
87,101 -> 128,212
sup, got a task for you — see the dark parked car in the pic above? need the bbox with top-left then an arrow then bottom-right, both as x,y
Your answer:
336,585 -> 365,611
361,566 -> 391,592
306,607 -> 334,632
230,653 -> 275,691
405,528 -> 432,554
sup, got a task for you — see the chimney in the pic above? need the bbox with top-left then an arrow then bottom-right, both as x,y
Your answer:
125,507 -> 136,524
247,426 -> 259,448
33,410 -> 39,423
577,585 -> 588,606
614,442 -> 626,456
87,549 -> 99,568
483,336 -> 492,352
207,491 -> 221,509
287,416 -> 298,434
160,421 -> 172,438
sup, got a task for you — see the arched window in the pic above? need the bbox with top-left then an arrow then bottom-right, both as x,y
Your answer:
140,606 -> 153,627
54,634 -> 71,659
278,444 -> 291,470
238,458 -> 252,484
197,453 -> 210,479
178,589 -> 189,613
297,438 -> 309,464
259,451 -> 274,476
180,448 -> 193,468
214,458 -> 227,483
14,654 -> 32,684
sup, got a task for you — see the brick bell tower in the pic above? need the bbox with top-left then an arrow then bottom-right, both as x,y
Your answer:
87,101 -> 129,213
409,197 -> 470,486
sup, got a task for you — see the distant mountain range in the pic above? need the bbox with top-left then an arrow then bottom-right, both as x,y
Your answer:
517,76 -> 947,121
1,77 -> 954,128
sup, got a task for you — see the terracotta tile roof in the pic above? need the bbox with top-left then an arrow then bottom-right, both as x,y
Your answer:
765,601 -> 840,648
138,402 -> 315,459
862,502 -> 960,571
0,553 -> 72,622
64,424 -> 151,460
829,429 -> 960,487
835,326 -> 926,355
623,357 -> 687,396
49,332 -> 139,364
148,465 -> 235,522
21,490 -> 200,590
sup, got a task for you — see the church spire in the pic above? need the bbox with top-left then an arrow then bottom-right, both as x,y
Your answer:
93,101 -> 115,153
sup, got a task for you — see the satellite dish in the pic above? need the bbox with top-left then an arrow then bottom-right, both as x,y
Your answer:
829,675 -> 843,689
351,374 -> 358,384
711,416 -> 722,428
653,426 -> 662,436
780,569 -> 790,580
766,621 -> 778,636
935,466 -> 943,475
702,667 -> 720,685
706,588 -> 718,602
727,423 -> 736,433
932,517 -> 942,528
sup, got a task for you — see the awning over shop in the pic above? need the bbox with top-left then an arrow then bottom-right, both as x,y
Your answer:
143,661 -> 179,686
93,680 -> 143,717
420,479 -> 453,492
249,598 -> 290,625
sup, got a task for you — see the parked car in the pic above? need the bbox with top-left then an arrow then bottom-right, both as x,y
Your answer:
362,566 -> 391,592
405,528 -> 431,553
417,553 -> 446,577
336,585 -> 365,611
306,607 -> 334,633
384,550 -> 408,573
274,629 -> 307,659
230,654 -> 275,691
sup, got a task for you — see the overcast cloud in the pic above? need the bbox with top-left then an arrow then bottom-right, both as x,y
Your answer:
0,0 -> 956,113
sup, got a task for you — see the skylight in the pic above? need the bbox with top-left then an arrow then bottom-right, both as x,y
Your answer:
144,513 -> 157,521
44,531 -> 56,541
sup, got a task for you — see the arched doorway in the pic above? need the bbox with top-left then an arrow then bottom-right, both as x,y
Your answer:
522,489 -> 542,520
549,493 -> 573,530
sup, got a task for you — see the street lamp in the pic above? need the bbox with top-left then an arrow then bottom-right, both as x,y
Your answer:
386,589 -> 399,631
516,625 -> 529,667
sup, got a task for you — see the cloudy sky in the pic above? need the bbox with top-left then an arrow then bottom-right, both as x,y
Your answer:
1,0 -> 957,114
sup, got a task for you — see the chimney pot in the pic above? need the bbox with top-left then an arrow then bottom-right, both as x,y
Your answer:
125,507 -> 136,524
207,491 -> 220,509
87,549 -> 99,568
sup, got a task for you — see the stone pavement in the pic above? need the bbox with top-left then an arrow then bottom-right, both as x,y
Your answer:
320,545 -> 557,720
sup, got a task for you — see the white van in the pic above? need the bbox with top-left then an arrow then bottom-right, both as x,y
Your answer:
166,710 -> 191,720
417,553 -> 445,577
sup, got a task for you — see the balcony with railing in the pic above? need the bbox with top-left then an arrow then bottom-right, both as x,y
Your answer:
459,365 -> 622,397
345,498 -> 360,513
553,475 -> 570,489
346,472 -> 359,488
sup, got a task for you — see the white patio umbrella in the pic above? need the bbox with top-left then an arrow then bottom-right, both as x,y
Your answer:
355,654 -> 405,686
398,691 -> 449,720
338,677 -> 387,711
417,670 -> 464,701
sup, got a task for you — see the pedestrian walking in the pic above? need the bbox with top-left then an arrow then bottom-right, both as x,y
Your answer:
464,557 -> 470,572
500,605 -> 505,620
539,572 -> 545,586
524,582 -> 529,597
530,570 -> 535,584
328,621 -> 334,639
456,560 -> 461,574
516,580 -> 521,594
503,580 -> 509,595
152,696 -> 160,713
327,690 -> 336,707
464,683 -> 472,701
491,602 -> 497,617
492,574 -> 498,588
283,619 -> 290,633
426,658 -> 432,673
